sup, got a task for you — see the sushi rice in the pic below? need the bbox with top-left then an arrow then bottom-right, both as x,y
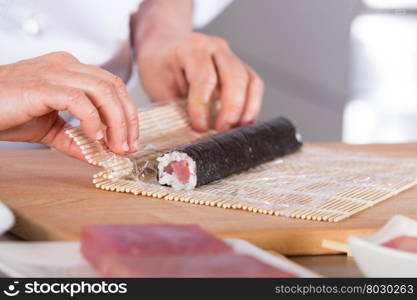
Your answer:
157,151 -> 197,190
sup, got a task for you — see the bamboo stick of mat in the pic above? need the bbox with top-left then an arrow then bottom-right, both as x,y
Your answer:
65,102 -> 417,222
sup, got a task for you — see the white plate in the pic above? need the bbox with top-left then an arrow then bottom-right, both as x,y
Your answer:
0,239 -> 318,278
0,201 -> 14,236
348,215 -> 417,277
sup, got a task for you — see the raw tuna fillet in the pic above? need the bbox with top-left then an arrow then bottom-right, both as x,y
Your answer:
100,253 -> 298,278
81,224 -> 233,268
381,235 -> 417,254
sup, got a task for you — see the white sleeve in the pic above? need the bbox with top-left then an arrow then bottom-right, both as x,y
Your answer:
192,0 -> 234,28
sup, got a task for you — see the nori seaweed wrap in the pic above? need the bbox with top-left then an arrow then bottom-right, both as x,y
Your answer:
157,117 -> 302,190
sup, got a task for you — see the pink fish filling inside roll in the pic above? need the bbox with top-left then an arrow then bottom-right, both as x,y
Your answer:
157,151 -> 197,190
163,161 -> 190,185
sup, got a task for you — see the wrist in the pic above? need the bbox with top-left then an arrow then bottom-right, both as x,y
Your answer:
132,0 -> 193,55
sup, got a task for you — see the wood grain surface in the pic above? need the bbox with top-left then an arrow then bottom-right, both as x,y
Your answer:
1,143 -> 417,255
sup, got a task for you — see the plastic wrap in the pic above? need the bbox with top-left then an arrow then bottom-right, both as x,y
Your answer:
66,101 -> 417,222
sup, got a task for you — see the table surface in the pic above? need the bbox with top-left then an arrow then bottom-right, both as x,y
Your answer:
1,142 -> 417,277
3,143 -> 417,256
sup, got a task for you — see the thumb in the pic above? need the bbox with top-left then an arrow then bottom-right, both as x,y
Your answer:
40,116 -> 84,161
138,65 -> 183,102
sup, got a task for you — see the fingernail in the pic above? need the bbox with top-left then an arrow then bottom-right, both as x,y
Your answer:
133,140 -> 140,151
122,141 -> 129,152
200,120 -> 209,131
96,130 -> 104,140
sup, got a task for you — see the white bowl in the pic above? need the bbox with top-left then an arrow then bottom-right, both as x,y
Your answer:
348,215 -> 417,277
0,201 -> 14,236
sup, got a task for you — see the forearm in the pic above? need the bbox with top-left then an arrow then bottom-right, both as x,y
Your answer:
132,0 -> 193,53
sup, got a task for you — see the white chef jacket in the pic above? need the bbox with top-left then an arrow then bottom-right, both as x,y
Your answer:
0,0 -> 233,150
344,0 -> 417,143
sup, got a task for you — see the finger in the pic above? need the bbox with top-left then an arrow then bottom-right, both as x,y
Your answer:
138,62 -> 181,102
240,65 -> 264,125
145,73 -> 181,102
45,70 -> 130,153
28,84 -> 105,148
67,63 -> 139,152
38,115 -> 85,160
52,131 -> 85,161
172,60 -> 189,98
212,50 -> 249,132
180,52 -> 218,131
0,112 -> 59,143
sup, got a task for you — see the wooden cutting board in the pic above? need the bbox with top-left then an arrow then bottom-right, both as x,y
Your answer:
1,143 -> 417,256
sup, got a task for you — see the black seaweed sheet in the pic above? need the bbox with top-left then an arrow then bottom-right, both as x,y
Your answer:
173,117 -> 302,187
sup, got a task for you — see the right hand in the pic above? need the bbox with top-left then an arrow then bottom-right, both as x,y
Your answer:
0,52 -> 139,159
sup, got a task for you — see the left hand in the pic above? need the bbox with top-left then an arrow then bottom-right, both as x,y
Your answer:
136,32 -> 264,132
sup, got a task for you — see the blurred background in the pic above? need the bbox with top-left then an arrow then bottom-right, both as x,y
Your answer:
3,0 -> 417,148
131,0 -> 361,142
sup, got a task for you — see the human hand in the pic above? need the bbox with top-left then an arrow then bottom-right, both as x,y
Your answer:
136,32 -> 264,132
0,52 -> 139,159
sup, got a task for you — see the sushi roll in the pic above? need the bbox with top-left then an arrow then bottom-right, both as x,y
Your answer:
157,117 -> 302,190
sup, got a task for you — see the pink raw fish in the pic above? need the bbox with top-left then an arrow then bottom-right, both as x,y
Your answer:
381,235 -> 417,254
81,224 -> 233,268
100,253 -> 298,278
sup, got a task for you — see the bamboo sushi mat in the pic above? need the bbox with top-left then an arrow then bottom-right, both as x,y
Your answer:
65,102 -> 417,222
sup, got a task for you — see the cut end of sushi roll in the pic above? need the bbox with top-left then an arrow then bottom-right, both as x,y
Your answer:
157,151 -> 197,190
